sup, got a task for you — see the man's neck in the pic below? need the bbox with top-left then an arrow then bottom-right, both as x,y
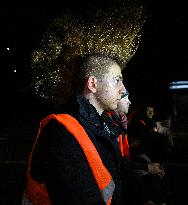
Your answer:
83,93 -> 103,115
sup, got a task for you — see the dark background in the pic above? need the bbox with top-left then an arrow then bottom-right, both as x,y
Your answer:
0,0 -> 187,124
0,1 -> 188,204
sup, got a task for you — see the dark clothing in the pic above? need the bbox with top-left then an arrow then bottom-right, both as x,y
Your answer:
128,114 -> 170,162
103,110 -> 168,205
102,110 -> 148,171
30,95 -> 133,205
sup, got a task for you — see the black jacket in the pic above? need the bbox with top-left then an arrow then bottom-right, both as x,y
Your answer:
30,95 -> 133,205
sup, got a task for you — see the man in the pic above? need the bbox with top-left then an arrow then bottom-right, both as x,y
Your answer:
128,103 -> 173,162
23,55 -> 128,205
116,93 -> 166,177
145,105 -> 174,149
103,92 -> 166,205
22,1 -> 146,204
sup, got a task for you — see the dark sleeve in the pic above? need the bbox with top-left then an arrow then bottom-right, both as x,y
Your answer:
30,120 -> 105,205
122,157 -> 148,172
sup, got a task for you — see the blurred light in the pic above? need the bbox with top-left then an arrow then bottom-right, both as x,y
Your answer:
169,81 -> 188,85
169,85 -> 188,89
169,81 -> 188,90
13,70 -> 17,73
6,47 -> 10,51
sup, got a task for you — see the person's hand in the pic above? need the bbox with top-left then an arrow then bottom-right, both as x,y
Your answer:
147,163 -> 165,178
153,127 -> 158,132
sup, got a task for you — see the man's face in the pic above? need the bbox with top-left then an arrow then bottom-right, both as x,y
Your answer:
117,95 -> 131,114
95,63 -> 125,111
145,106 -> 154,119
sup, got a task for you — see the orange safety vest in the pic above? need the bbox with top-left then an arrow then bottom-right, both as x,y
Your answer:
118,134 -> 130,160
23,114 -> 115,205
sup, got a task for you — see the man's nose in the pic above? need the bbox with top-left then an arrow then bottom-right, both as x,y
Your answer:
120,82 -> 126,93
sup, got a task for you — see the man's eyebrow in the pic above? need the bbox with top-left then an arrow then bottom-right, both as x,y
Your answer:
115,76 -> 123,80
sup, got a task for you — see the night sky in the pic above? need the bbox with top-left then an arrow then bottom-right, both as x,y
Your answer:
0,0 -> 187,123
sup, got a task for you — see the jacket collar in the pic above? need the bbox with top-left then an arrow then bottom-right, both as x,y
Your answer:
77,95 -> 122,157
56,94 -> 122,158
76,95 -> 104,127
56,95 -> 119,141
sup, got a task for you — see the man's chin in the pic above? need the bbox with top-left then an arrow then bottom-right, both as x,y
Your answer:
108,104 -> 117,111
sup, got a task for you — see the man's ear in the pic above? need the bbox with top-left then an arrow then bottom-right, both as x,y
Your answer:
87,76 -> 97,93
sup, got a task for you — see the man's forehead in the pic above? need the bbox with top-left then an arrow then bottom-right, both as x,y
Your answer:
106,63 -> 122,77
147,106 -> 154,111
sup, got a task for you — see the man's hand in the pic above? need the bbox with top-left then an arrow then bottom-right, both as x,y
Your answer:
147,163 -> 165,178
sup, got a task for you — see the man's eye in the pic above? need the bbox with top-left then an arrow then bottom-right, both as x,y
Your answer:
116,78 -> 122,84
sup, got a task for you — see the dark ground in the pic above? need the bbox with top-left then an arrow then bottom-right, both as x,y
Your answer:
0,114 -> 188,205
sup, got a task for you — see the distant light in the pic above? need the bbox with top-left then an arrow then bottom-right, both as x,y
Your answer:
6,47 -> 10,51
13,70 -> 17,73
169,85 -> 188,89
169,81 -> 188,85
169,81 -> 188,90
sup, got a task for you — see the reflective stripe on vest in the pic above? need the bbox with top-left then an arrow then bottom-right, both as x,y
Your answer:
25,114 -> 115,205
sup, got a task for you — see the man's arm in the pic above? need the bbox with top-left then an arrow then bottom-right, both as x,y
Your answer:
122,156 -> 165,178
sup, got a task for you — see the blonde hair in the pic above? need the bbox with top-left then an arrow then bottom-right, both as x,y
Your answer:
31,0 -> 146,106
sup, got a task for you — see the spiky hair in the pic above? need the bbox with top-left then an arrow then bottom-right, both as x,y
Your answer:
31,0 -> 146,106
